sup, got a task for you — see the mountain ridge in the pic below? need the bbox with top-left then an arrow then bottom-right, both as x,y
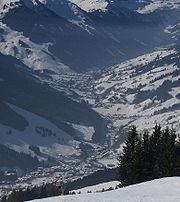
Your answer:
1,0 -> 179,72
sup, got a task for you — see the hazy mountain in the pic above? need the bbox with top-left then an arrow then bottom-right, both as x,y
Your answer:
0,0 -> 179,72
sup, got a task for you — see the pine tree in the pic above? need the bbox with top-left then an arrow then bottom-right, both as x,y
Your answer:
140,131 -> 153,181
159,127 -> 176,177
118,124 -> 179,186
150,124 -> 162,178
118,126 -> 139,186
133,137 -> 142,183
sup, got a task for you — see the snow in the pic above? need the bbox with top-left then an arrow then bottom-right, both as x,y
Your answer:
24,0 -> 90,29
0,103 -> 78,158
72,124 -> 95,141
69,0 -> 180,13
0,102 -> 112,194
72,181 -> 119,194
0,0 -> 92,31
0,22 -> 71,74
69,0 -> 108,12
95,49 -> 176,94
137,0 -> 180,14
93,48 -> 180,136
98,158 -> 117,168
165,23 -> 180,41
0,0 -> 179,196
0,0 -> 20,17
28,177 -> 180,202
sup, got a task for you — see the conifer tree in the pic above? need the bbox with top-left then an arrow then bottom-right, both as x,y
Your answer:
118,124 -> 179,186
151,124 -> 162,178
118,126 -> 139,186
159,127 -> 176,177
140,131 -> 153,181
133,137 -> 142,183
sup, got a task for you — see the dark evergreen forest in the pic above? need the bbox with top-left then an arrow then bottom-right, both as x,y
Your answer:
118,124 -> 180,186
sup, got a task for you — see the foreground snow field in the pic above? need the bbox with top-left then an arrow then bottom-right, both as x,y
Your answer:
29,177 -> 180,202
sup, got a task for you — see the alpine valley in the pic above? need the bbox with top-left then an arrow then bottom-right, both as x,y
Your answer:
0,0 -> 179,196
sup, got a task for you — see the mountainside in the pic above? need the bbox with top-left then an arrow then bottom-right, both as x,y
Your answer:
0,0 -> 87,23
28,177 -> 180,202
92,46 -> 180,146
36,45 -> 180,162
70,0 -> 180,13
0,52 -> 106,140
0,52 -> 110,194
0,0 -> 179,72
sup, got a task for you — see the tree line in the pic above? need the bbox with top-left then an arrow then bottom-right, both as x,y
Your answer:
118,124 -> 180,186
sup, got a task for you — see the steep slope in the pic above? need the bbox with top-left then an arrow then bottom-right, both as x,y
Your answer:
70,0 -> 147,12
0,52 -> 110,194
0,22 -> 71,74
0,0 -> 87,25
29,177 -> 180,202
70,0 -> 180,13
137,0 -> 180,14
0,0 -> 179,72
166,22 -> 180,43
70,0 -> 108,12
0,52 -> 106,158
0,51 -> 106,140
92,46 -> 180,146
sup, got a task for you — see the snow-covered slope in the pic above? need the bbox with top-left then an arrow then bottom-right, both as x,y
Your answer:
40,45 -> 180,164
0,52 -> 109,194
0,0 -> 92,73
70,0 -> 180,13
28,177 -> 180,202
0,22 -> 71,74
0,0 -> 19,16
166,22 -> 180,43
138,0 -> 180,14
0,51 -> 106,161
93,47 -> 180,144
0,103 -> 74,151
0,0 -> 87,25
70,0 -> 108,12
0,0 -> 179,72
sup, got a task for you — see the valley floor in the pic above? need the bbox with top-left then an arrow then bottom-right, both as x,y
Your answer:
28,177 -> 180,202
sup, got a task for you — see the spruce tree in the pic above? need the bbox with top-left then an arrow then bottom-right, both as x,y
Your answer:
133,137 -> 142,183
151,124 -> 162,178
118,124 -> 179,186
118,126 -> 139,186
140,131 -> 153,181
159,127 -> 176,177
